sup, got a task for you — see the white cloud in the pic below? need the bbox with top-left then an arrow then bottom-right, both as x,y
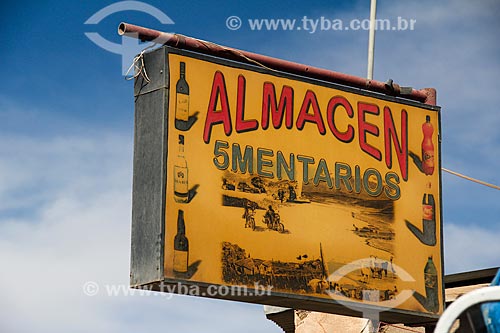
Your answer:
0,131 -> 279,333
444,223 -> 500,274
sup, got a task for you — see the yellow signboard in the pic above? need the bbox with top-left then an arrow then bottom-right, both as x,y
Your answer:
163,51 -> 442,318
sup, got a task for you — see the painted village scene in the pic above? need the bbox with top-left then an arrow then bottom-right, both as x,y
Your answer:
220,171 -> 405,305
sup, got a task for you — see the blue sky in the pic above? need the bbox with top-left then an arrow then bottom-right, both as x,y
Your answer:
1,0 -> 499,332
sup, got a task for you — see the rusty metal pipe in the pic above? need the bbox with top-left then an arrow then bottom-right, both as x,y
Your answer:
118,22 -> 436,105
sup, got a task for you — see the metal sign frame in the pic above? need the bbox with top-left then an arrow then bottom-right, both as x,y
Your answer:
130,45 -> 443,325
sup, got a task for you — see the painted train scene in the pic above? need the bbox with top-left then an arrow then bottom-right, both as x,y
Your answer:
222,242 -> 399,302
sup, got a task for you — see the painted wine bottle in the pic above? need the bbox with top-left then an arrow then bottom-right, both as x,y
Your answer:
174,135 -> 189,203
421,181 -> 437,246
422,115 -> 435,175
173,210 -> 189,273
175,62 -> 190,131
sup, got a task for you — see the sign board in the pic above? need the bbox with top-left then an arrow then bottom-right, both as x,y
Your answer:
131,46 -> 443,324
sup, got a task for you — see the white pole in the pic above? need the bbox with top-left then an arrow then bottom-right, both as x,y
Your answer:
367,0 -> 377,80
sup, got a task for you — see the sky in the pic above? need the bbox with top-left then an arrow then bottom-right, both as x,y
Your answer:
1,0 -> 499,332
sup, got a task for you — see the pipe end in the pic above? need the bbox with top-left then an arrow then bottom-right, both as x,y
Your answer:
118,22 -> 127,36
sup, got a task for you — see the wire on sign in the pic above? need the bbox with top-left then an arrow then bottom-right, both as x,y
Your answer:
125,44 -> 158,82
442,168 -> 500,191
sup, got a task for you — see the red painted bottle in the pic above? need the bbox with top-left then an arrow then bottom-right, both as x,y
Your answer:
422,116 -> 434,175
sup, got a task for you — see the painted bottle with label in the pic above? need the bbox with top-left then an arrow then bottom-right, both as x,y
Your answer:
174,135 -> 189,203
173,210 -> 189,273
423,256 -> 439,313
422,181 -> 437,246
422,115 -> 434,175
405,183 -> 437,246
175,62 -> 190,131
414,255 -> 440,313
422,193 -> 435,220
